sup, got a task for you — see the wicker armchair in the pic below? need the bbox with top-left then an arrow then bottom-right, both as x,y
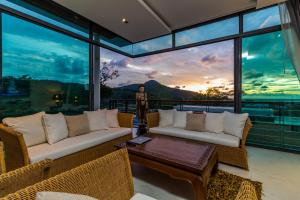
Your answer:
235,181 -> 258,200
147,112 -> 252,169
0,159 -> 52,198
0,112 -> 134,174
1,149 -> 134,200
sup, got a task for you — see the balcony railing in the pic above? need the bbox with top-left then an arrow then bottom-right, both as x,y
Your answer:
107,99 -> 234,113
103,98 -> 300,152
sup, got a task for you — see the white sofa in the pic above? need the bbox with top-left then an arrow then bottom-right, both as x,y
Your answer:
0,111 -> 134,174
147,111 -> 252,169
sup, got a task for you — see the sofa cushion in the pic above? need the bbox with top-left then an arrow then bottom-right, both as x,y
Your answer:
223,111 -> 249,139
130,193 -> 157,200
2,112 -> 46,147
150,127 -> 240,147
42,113 -> 69,144
205,112 -> 224,133
65,114 -> 90,137
35,192 -> 97,200
28,128 -> 131,163
106,109 -> 120,128
158,109 -> 175,127
84,110 -> 108,131
173,111 -> 192,128
185,113 -> 206,132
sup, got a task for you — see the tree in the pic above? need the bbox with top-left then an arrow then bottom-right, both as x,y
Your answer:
100,62 -> 120,99
100,62 -> 120,86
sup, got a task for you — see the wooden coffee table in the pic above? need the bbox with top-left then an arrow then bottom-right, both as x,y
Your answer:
116,134 -> 218,200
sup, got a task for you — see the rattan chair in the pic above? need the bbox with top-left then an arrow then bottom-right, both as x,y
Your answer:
1,149 -> 134,200
0,159 -> 52,198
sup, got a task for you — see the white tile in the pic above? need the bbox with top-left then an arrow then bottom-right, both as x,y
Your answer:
132,146 -> 300,200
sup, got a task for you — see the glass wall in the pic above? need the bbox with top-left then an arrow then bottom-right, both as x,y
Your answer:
243,6 -> 281,32
0,0 -> 89,37
100,40 -> 234,113
132,35 -> 172,55
242,31 -> 300,151
175,17 -> 239,47
0,14 -> 90,119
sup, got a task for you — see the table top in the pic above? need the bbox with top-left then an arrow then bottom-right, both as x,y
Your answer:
117,134 -> 216,174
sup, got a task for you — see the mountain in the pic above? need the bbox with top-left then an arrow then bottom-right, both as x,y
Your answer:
110,80 -> 201,100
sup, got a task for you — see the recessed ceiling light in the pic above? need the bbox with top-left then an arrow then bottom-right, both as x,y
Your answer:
122,18 -> 128,24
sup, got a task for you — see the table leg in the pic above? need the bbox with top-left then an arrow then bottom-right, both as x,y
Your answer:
191,176 -> 206,200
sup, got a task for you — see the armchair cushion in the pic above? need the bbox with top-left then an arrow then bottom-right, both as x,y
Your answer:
35,192 -> 97,200
130,193 -> 157,200
2,112 -> 46,147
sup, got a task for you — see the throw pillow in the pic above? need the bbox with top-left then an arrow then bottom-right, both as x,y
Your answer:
173,111 -> 192,128
185,113 -> 206,132
65,114 -> 90,137
35,192 -> 97,200
158,109 -> 175,127
205,112 -> 224,134
84,110 -> 108,131
2,112 -> 46,147
42,113 -> 69,144
223,111 -> 249,139
105,109 -> 120,128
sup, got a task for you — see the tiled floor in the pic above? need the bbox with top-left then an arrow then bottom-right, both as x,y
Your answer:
132,146 -> 300,200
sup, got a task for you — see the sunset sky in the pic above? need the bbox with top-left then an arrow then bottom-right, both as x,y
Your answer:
101,40 -> 234,94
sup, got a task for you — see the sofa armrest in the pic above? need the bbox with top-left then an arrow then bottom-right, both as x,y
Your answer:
0,159 -> 52,198
235,181 -> 258,200
146,112 -> 159,128
0,124 -> 30,172
118,113 -> 134,128
241,118 -> 253,148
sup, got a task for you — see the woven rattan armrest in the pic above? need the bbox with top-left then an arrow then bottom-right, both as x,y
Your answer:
0,159 -> 52,197
0,124 -> 29,172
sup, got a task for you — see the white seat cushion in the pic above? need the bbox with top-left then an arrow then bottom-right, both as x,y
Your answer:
28,128 -> 131,163
130,193 -> 157,200
35,192 -> 97,200
150,127 -> 240,147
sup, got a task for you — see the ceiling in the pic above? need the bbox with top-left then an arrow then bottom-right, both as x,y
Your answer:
53,0 -> 258,43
